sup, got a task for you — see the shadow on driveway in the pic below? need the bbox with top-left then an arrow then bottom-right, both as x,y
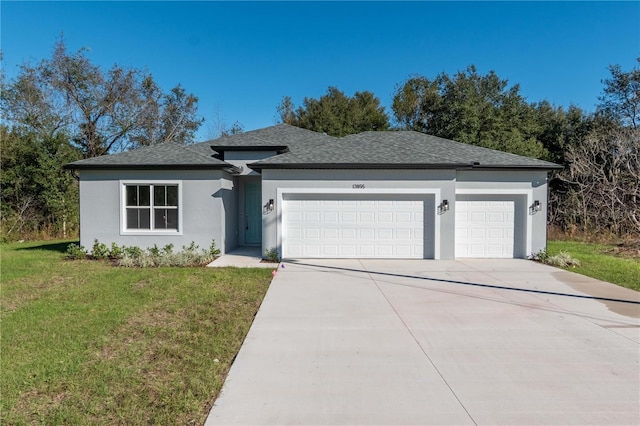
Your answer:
288,260 -> 640,306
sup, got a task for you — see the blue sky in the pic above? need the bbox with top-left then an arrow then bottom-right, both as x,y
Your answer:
2,1 -> 639,141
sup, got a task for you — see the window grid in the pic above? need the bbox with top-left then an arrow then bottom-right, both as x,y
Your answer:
125,184 -> 179,231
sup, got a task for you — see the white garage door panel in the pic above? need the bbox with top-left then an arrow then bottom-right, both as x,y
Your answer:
455,201 -> 514,258
284,197 -> 424,258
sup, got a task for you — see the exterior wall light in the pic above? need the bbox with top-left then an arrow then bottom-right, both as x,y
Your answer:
263,199 -> 275,215
530,200 -> 542,214
438,199 -> 450,215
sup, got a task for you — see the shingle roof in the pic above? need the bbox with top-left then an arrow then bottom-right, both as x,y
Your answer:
64,124 -> 335,170
249,130 -> 562,170
64,141 -> 231,170
65,124 -> 561,171
203,123 -> 336,149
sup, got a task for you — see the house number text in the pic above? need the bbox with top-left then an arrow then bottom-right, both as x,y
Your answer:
352,184 -> 365,189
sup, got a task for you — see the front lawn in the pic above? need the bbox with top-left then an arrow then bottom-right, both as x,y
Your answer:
547,240 -> 640,292
1,240 -> 272,425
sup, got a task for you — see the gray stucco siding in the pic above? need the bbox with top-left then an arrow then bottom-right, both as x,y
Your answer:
261,169 -> 457,259
261,168 -> 550,260
78,169 -> 234,253
223,151 -> 278,176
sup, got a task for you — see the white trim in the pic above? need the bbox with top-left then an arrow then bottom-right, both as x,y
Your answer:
119,180 -> 183,236
276,188 -> 441,259
455,188 -> 532,257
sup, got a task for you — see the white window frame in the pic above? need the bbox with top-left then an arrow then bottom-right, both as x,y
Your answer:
120,180 -> 183,235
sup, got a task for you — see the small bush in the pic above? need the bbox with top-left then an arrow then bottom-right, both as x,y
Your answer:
66,243 -> 87,260
530,249 -> 581,268
123,246 -> 143,259
182,241 -> 198,252
115,241 -> 214,267
529,249 -> 549,263
547,251 -> 581,268
66,240 -> 218,267
209,240 -> 221,257
109,242 -> 123,259
92,239 -> 109,259
264,247 -> 280,263
147,244 -> 161,257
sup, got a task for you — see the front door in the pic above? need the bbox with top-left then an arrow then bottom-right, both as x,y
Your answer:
244,181 -> 262,244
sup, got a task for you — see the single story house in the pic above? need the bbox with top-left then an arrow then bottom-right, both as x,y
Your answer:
65,124 -> 562,259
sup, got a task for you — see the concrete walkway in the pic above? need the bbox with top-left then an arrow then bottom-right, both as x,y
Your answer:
206,259 -> 640,425
207,247 -> 279,268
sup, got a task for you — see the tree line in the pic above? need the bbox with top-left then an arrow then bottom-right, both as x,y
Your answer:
1,38 -> 638,241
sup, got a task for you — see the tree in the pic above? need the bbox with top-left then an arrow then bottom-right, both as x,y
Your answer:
549,60 -> 640,237
206,104 -> 244,138
531,102 -> 592,164
550,126 -> 639,236
598,58 -> 640,128
129,81 -> 204,146
276,87 -> 390,137
392,66 -> 548,159
1,38 -> 203,158
0,125 -> 80,239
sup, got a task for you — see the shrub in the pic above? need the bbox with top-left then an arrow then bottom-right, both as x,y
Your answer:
92,239 -> 109,259
66,240 -> 218,267
530,249 -> 581,268
109,242 -> 123,259
547,251 -> 581,268
115,241 -> 214,267
66,243 -> 87,260
209,240 -> 221,257
264,247 -> 280,263
529,249 -> 549,263
123,246 -> 143,259
184,241 -> 198,251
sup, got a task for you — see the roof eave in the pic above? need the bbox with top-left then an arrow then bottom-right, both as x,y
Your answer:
249,163 -> 563,171
471,164 -> 564,171
210,145 -> 290,153
249,163 -> 471,171
63,163 -> 234,171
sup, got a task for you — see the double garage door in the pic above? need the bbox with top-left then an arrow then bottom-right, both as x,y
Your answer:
283,194 -> 426,258
282,194 -> 518,259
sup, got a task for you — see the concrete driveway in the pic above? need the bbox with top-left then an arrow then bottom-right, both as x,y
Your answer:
206,259 -> 640,425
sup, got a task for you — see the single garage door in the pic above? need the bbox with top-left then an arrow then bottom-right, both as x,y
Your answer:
455,200 -> 515,258
283,194 -> 425,258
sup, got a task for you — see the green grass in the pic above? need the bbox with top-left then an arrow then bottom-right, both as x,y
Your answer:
547,240 -> 640,291
1,240 -> 273,425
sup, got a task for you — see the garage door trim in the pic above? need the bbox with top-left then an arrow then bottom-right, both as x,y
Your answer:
455,189 -> 532,257
277,188 -> 442,259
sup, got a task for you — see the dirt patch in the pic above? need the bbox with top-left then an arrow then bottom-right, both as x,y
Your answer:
12,389 -> 69,423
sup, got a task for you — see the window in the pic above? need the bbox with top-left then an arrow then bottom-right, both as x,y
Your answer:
124,183 -> 180,231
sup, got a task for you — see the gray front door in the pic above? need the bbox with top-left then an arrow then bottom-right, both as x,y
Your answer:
245,181 -> 262,244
